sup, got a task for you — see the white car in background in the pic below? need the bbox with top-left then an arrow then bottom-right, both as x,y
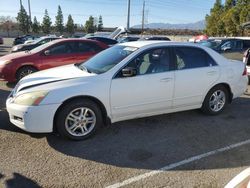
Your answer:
6,41 -> 248,140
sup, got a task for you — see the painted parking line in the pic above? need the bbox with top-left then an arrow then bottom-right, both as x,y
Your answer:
106,139 -> 250,188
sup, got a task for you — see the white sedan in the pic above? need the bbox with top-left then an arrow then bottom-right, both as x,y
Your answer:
6,41 -> 248,140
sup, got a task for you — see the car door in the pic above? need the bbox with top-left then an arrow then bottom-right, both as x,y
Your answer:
39,41 -> 78,69
221,40 -> 244,61
110,47 -> 175,120
74,42 -> 101,63
173,46 -> 219,108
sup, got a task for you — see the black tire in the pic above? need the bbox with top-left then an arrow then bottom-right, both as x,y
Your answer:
55,99 -> 103,140
16,66 -> 37,81
201,85 -> 229,115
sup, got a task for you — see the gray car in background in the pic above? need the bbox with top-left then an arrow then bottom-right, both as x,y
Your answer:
199,38 -> 250,61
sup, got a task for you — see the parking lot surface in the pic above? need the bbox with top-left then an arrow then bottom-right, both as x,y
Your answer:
1,40 -> 250,188
0,38 -> 12,56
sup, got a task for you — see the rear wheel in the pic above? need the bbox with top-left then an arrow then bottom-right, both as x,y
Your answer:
201,85 -> 229,115
16,66 -> 37,81
55,99 -> 103,140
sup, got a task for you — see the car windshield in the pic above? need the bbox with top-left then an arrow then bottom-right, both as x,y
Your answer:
199,40 -> 222,50
30,40 -> 58,53
79,45 -> 138,74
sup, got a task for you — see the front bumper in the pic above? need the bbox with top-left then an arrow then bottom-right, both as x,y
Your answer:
6,98 -> 61,133
0,65 -> 16,82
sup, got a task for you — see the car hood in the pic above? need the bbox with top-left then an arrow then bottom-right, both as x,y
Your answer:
0,51 -> 33,61
14,64 -> 95,94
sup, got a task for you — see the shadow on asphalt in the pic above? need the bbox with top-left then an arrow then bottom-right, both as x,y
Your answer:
1,86 -> 250,171
5,173 -> 41,188
46,97 -> 250,171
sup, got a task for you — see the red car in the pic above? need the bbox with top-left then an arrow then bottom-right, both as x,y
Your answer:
0,38 -> 108,82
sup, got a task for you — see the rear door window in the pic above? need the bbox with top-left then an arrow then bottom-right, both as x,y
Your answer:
174,47 -> 216,70
77,42 -> 102,53
235,40 -> 243,50
243,40 -> 250,49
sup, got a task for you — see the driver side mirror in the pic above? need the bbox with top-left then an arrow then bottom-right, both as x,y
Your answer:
44,50 -> 50,56
122,67 -> 137,77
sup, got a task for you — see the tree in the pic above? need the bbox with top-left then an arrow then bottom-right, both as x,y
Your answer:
225,0 -> 236,11
41,9 -> 52,34
205,0 -> 250,36
239,5 -> 250,24
32,16 -> 40,34
66,14 -> 74,35
0,16 -> 17,37
55,5 -> 64,34
16,5 -> 29,34
84,16 -> 95,33
97,15 -> 103,31
223,8 -> 239,36
205,0 -> 224,36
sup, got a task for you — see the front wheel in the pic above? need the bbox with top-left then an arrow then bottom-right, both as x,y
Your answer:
55,99 -> 103,140
16,66 -> 37,81
201,85 -> 229,115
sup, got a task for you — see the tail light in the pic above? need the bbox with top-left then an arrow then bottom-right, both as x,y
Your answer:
243,49 -> 248,58
243,66 -> 247,76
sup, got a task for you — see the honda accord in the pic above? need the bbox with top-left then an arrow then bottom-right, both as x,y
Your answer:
6,41 -> 248,140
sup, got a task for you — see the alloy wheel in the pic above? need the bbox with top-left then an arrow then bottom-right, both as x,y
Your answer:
65,107 -> 96,137
209,90 -> 226,112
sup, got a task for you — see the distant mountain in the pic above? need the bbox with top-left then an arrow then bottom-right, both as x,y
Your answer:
132,20 -> 205,30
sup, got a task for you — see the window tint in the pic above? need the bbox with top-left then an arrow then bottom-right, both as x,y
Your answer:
235,41 -> 243,49
174,47 -> 211,70
243,40 -> 250,48
49,43 -> 73,55
77,42 -> 101,53
125,48 -> 171,76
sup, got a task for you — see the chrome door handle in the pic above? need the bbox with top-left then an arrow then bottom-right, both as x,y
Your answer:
160,78 -> 173,82
207,71 -> 217,75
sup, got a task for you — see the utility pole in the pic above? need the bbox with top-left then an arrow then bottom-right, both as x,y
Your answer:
126,0 -> 131,30
28,0 -> 31,21
141,1 -> 145,34
28,0 -> 32,31
19,0 -> 22,8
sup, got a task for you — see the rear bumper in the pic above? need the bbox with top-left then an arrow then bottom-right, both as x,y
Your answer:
247,66 -> 250,77
232,76 -> 248,99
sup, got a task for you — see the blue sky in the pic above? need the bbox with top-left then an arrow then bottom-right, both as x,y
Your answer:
0,0 -> 219,27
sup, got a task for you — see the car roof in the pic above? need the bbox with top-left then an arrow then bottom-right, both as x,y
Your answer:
118,41 -> 204,49
49,38 -> 100,44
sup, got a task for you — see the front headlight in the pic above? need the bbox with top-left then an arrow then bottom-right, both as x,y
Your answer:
13,91 -> 49,106
12,45 -> 22,51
